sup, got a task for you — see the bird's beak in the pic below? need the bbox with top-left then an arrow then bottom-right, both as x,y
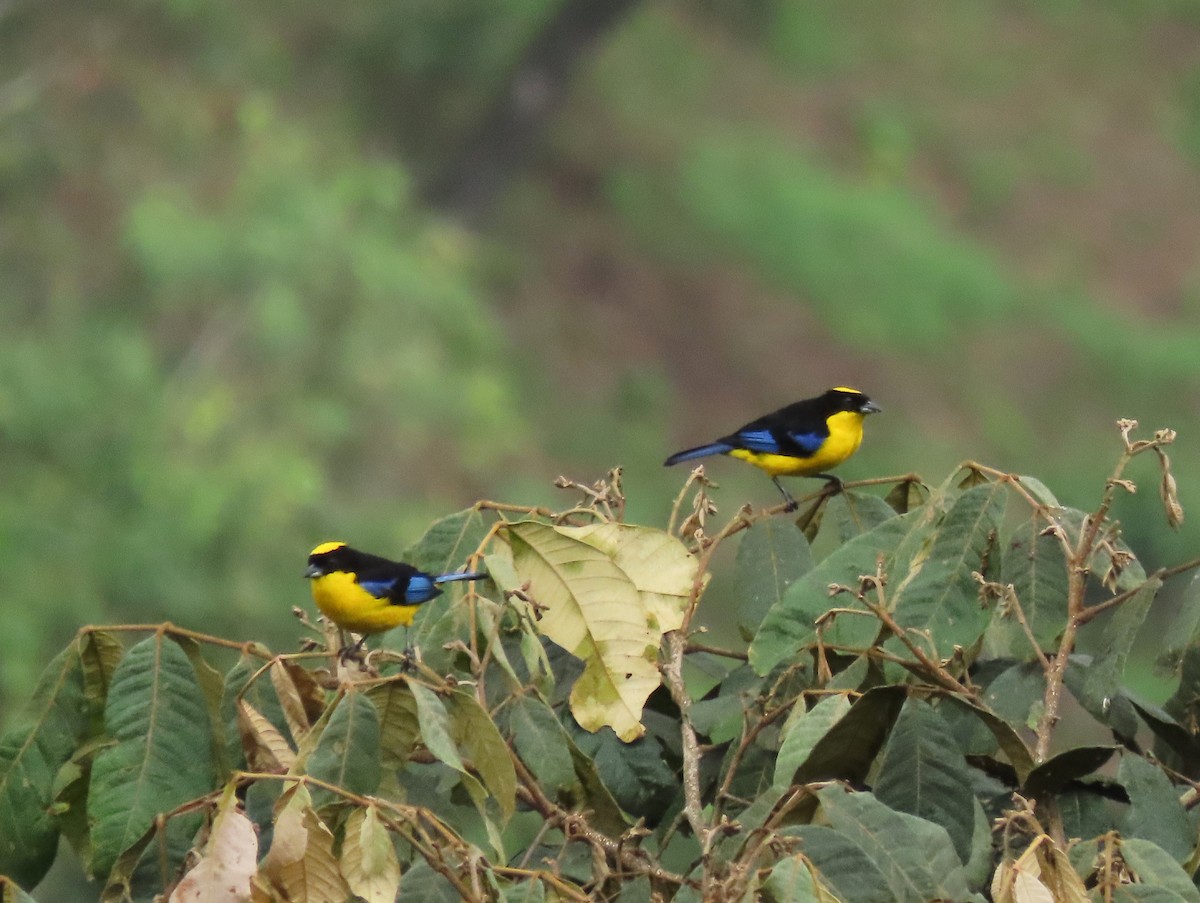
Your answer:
860,400 -> 882,414
304,564 -> 321,579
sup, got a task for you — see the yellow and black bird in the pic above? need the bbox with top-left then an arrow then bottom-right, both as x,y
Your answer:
664,386 -> 881,509
304,541 -> 485,652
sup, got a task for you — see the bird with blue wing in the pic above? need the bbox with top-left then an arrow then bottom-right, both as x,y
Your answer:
664,386 -> 881,510
304,541 -> 486,657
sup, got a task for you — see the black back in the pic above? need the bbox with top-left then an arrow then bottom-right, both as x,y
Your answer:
308,544 -> 421,603
719,388 -> 871,456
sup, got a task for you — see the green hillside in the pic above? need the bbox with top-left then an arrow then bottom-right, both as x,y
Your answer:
2,0 -> 1200,706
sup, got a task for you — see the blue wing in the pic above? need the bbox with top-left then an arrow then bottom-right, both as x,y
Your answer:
404,574 -> 439,604
786,430 -> 826,456
732,428 -> 782,454
358,578 -> 400,600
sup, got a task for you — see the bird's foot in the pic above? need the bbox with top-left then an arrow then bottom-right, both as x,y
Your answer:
816,474 -> 845,495
771,476 -> 800,512
338,635 -> 368,664
398,645 -> 419,672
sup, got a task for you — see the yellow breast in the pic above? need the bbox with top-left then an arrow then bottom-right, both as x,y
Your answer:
728,410 -> 865,477
310,572 -> 419,634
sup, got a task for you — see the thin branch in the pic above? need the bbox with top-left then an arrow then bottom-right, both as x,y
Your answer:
853,560 -> 973,696
683,642 -> 749,661
1033,420 -> 1178,762
509,752 -> 691,890
662,631 -> 709,847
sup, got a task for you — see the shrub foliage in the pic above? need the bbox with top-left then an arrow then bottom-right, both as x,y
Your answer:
3,422 -> 1200,902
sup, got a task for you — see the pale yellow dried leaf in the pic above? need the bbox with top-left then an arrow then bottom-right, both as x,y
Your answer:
991,860 -> 1013,902
270,661 -> 310,743
570,647 -> 660,742
237,700 -> 296,771
341,806 -> 401,903
1036,837 -> 1090,903
248,876 -> 281,903
506,522 -> 659,740
258,786 -> 349,903
1012,869 -> 1054,903
560,524 -> 700,632
169,798 -> 257,903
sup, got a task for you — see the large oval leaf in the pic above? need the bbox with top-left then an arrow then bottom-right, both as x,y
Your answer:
89,635 -> 217,877
505,521 -> 660,741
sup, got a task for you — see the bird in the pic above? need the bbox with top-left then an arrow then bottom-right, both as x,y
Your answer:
663,386 -> 881,509
304,541 -> 486,655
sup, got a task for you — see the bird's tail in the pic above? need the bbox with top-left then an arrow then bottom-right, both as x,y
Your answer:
664,442 -> 732,467
433,571 -> 487,585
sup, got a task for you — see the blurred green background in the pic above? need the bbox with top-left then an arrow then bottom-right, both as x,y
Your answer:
3,0 -> 1200,710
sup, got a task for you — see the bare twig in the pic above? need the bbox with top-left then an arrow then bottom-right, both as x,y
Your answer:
1033,420 -> 1179,763
850,559 -> 973,695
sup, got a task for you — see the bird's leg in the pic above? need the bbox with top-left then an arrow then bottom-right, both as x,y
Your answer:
814,473 -> 845,495
399,625 -> 417,672
771,476 -> 799,512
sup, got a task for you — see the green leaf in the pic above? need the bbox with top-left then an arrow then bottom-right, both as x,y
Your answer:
305,690 -> 381,806
873,699 -> 976,865
567,721 -> 676,820
751,514 -> 919,674
447,690 -> 517,820
790,686 -> 907,785
402,506 -> 493,574
1016,475 -> 1060,507
504,694 -> 577,799
172,635 -> 229,774
615,876 -> 654,902
0,637 -> 104,888
79,631 -> 123,723
1022,745 -> 1117,797
1078,576 -> 1162,713
981,661 -> 1045,733
408,682 -> 464,773
505,521 -> 662,741
564,738 -> 630,837
499,878 -> 548,903
884,478 -> 929,515
88,635 -> 217,878
1058,785 -> 1118,840
396,859 -> 468,902
1156,573 -> 1200,679
1119,754 -> 1193,862
367,681 -> 420,780
989,519 -> 1069,653
1120,839 -> 1200,902
219,647 -> 282,772
735,693 -> 854,835
890,482 -> 1006,659
936,694 -> 1035,783
813,785 -> 974,902
786,825 -> 893,903
1163,644 -> 1200,763
762,855 -> 840,902
822,490 -> 899,543
962,801 -> 993,891
733,519 -> 813,641
774,694 -> 852,786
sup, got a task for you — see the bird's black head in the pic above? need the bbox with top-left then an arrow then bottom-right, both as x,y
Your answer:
824,386 -> 881,416
305,541 -> 354,578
